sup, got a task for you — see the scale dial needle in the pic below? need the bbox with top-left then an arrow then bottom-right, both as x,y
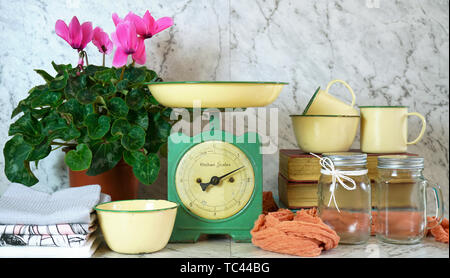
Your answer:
199,166 -> 245,191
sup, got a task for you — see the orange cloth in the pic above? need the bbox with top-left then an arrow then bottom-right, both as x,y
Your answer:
262,191 -> 279,214
251,208 -> 340,257
427,217 -> 449,244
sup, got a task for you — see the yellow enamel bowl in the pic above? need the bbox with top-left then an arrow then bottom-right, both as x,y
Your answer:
94,200 -> 178,254
290,115 -> 360,153
146,81 -> 288,108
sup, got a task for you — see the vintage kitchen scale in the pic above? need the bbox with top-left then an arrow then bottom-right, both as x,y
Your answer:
147,81 -> 287,242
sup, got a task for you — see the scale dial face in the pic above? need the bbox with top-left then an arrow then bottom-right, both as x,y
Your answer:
175,141 -> 255,220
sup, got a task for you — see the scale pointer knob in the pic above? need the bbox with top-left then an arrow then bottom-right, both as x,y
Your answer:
199,166 -> 245,191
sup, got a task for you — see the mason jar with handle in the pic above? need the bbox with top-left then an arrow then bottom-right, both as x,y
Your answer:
374,155 -> 444,244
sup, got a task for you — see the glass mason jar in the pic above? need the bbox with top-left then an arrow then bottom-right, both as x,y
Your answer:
375,155 -> 444,244
317,152 -> 371,244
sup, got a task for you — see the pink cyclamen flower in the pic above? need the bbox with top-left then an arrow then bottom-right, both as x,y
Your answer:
111,21 -> 146,67
92,27 -> 113,54
112,12 -> 133,26
112,11 -> 173,39
127,10 -> 173,39
55,16 -> 93,51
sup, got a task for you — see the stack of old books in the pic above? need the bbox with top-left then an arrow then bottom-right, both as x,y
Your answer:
278,149 -> 418,209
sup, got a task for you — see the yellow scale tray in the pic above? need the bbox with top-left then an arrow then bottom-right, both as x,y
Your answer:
146,81 -> 288,108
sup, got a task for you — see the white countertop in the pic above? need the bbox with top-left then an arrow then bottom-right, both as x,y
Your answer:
93,235 -> 449,258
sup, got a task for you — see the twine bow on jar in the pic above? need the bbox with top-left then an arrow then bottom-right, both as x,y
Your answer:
311,153 -> 368,213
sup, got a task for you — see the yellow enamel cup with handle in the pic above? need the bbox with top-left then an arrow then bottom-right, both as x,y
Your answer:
94,199 -> 178,254
359,106 -> 427,153
290,115 -> 360,153
303,80 -> 359,116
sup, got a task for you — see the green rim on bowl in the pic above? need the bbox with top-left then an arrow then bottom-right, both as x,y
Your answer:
359,106 -> 408,108
302,87 -> 321,115
94,199 -> 179,213
145,81 -> 289,85
290,115 -> 360,117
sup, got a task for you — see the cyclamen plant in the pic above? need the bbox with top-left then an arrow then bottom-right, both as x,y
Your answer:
3,11 -> 175,186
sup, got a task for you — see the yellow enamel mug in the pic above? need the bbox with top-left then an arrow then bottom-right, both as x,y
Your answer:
360,106 -> 426,153
303,80 -> 359,116
94,200 -> 178,254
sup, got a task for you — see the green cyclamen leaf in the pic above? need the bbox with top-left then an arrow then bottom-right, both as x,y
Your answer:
111,118 -> 131,136
148,94 -> 160,105
125,88 -> 145,110
76,87 -> 97,104
27,140 -> 52,161
145,69 -> 158,82
3,135 -> 38,186
8,113 -> 44,145
86,141 -> 123,176
127,109 -> 149,130
84,114 -> 111,140
84,65 -> 108,76
94,69 -> 114,82
116,79 -> 129,92
58,123 -> 81,141
58,98 -> 94,126
41,110 -> 67,132
51,62 -> 72,75
34,69 -> 54,83
40,111 -> 80,141
49,70 -> 68,91
104,82 -> 117,97
126,67 -> 147,83
30,90 -> 62,108
30,107 -> 52,119
149,112 -> 172,141
121,125 -> 145,151
156,120 -> 171,140
107,97 -> 129,118
132,152 -> 160,185
64,143 -> 92,171
122,150 -> 142,167
64,74 -> 87,99
88,84 -> 106,97
77,127 -> 101,145
11,100 -> 29,119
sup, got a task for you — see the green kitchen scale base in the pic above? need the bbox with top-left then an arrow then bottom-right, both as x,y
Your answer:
167,128 -> 262,243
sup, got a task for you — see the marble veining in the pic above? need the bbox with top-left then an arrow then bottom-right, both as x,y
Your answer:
93,235 -> 449,258
0,1 -> 448,216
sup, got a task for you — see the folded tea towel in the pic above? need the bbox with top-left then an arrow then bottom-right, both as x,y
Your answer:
0,232 -> 95,248
0,184 -> 110,225
0,232 -> 101,258
0,221 -> 97,236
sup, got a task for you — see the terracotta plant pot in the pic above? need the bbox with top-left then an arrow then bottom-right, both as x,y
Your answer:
67,158 -> 139,201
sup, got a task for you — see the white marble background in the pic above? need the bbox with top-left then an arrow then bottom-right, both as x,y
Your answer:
0,0 -> 448,215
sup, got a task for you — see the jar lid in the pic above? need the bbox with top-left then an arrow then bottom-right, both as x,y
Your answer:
377,155 -> 424,169
322,152 -> 367,167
